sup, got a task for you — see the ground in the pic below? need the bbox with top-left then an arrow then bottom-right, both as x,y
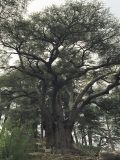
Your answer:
29,153 -> 97,160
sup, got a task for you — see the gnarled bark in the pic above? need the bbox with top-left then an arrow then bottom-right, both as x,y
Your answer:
44,120 -> 76,154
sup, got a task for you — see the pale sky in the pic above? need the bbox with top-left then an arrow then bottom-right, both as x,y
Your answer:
28,0 -> 120,19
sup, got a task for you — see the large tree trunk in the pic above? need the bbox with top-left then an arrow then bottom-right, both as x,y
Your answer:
55,122 -> 74,153
41,85 -> 78,154
44,120 -> 76,154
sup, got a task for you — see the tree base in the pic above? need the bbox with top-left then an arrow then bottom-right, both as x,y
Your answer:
52,146 -> 81,155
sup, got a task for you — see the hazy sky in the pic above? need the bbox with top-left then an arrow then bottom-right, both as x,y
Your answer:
102,0 -> 120,18
28,0 -> 120,19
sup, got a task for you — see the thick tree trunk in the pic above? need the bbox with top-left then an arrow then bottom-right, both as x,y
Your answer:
44,121 -> 76,154
55,123 -> 74,153
42,86 -> 79,154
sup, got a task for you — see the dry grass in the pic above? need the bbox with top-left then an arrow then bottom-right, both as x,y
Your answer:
29,153 -> 97,160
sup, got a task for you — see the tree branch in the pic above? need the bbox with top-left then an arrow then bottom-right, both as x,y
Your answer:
74,73 -> 111,107
69,70 -> 120,125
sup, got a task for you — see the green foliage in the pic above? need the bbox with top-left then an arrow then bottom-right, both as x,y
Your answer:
0,124 -> 32,160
